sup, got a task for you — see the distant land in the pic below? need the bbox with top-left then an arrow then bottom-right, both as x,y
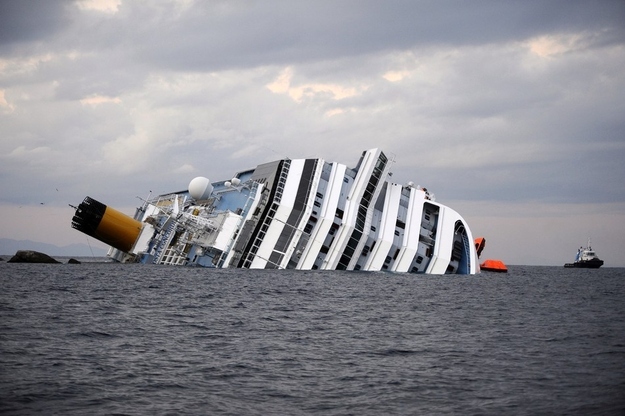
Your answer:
0,238 -> 108,258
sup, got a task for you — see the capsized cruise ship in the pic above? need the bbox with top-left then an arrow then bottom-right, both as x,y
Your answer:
71,148 -> 480,274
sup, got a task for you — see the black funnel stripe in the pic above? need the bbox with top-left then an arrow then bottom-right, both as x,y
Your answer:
71,196 -> 107,237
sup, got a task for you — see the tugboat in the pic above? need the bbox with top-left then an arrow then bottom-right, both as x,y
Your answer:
564,240 -> 604,268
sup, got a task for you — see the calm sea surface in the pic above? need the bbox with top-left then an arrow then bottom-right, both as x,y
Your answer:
1,261 -> 624,415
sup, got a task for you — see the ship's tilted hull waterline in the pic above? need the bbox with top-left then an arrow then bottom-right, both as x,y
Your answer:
72,148 -> 480,274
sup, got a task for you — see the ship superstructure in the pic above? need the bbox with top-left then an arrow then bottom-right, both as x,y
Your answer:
71,148 -> 480,274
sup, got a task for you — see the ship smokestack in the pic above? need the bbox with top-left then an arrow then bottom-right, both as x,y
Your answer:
71,196 -> 142,253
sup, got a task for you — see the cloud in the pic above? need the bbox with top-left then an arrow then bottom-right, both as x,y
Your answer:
1,0 -> 624,265
173,163 -> 196,174
528,34 -> 587,58
267,66 -> 367,103
0,1 -> 69,50
76,0 -> 121,14
80,95 -> 122,106
0,90 -> 14,112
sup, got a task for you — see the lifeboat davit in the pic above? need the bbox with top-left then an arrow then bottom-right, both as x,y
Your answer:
480,259 -> 508,273
474,237 -> 486,258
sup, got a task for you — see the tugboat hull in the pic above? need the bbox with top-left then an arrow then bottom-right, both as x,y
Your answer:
564,259 -> 604,269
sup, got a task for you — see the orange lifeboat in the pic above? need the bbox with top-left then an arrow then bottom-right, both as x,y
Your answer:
480,259 -> 508,273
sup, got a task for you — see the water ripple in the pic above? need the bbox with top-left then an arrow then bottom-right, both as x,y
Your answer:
0,264 -> 624,415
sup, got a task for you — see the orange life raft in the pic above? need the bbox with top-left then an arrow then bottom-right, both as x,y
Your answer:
480,259 -> 508,273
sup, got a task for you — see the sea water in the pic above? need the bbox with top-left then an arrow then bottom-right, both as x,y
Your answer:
1,261 -> 624,415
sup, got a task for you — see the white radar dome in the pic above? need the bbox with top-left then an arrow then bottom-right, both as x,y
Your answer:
188,177 -> 214,200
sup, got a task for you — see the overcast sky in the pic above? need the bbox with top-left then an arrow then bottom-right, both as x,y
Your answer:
1,0 -> 624,266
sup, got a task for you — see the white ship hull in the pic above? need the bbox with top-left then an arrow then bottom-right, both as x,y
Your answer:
71,149 -> 480,274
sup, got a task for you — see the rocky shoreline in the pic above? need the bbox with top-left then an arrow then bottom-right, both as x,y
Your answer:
6,250 -> 81,264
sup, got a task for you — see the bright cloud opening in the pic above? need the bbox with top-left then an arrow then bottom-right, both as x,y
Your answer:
527,33 -> 585,57
383,70 -> 412,82
0,90 -> 15,112
267,67 -> 365,103
80,95 -> 122,106
76,0 -> 121,13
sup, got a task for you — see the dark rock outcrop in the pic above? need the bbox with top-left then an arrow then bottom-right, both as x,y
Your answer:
67,258 -> 81,264
7,250 -> 61,264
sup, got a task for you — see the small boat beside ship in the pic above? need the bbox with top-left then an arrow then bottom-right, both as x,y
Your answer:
564,240 -> 604,268
474,237 -> 508,273
71,148 -> 482,274
480,259 -> 508,273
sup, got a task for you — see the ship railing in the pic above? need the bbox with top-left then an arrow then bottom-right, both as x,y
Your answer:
180,212 -> 218,231
152,221 -> 177,264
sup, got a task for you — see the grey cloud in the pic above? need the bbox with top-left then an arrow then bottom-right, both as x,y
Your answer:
0,0 -> 70,51
49,1 -> 625,72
